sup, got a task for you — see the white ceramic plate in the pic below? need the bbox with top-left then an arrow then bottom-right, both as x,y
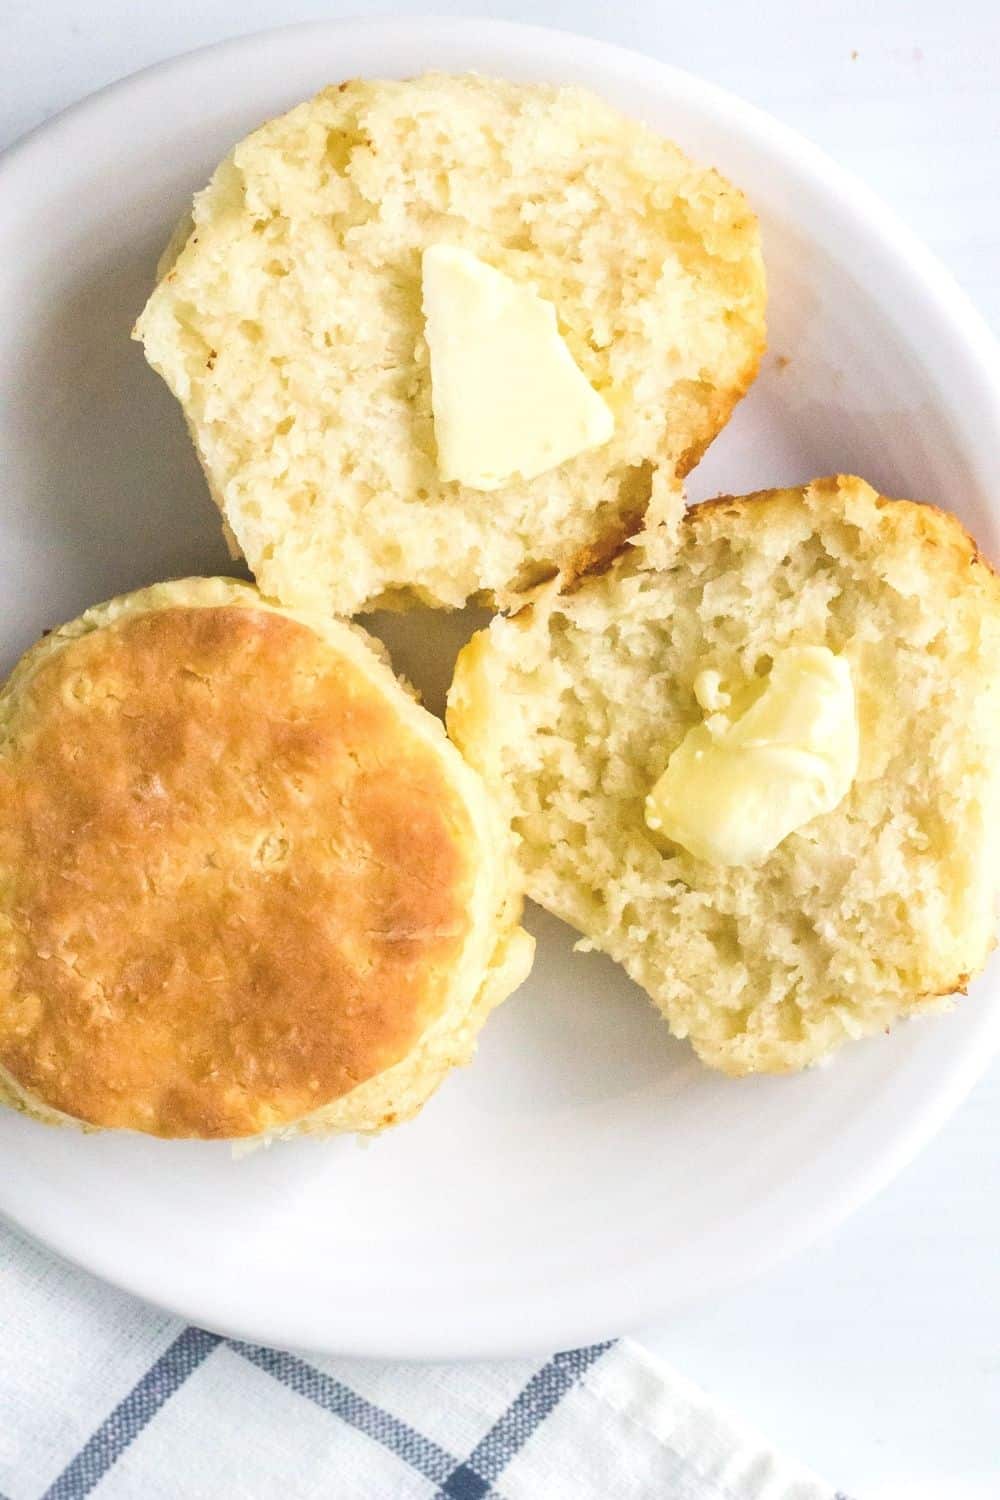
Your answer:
1,18 -> 999,1361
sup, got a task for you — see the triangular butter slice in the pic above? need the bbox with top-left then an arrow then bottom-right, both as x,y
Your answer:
422,245 -> 614,491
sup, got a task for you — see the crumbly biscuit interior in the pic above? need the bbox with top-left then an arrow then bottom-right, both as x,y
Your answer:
450,478 -> 1000,1073
136,74 -> 765,614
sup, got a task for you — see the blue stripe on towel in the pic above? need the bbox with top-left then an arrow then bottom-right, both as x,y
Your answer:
437,1342 -> 612,1498
232,1341 -> 461,1487
39,1332 -> 613,1500
41,1326 -> 222,1500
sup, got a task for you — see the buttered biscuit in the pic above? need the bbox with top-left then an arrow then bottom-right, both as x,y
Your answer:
449,477 -> 1000,1074
135,73 -> 766,615
0,580 -> 531,1139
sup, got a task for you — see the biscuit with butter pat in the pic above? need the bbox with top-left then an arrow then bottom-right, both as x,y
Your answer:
134,73 -> 765,615
448,477 -> 1000,1075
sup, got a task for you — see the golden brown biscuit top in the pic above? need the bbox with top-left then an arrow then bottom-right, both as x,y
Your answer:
0,604 -> 477,1138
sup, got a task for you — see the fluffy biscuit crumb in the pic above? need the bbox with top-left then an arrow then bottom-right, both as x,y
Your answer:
135,73 -> 766,615
449,477 -> 1000,1074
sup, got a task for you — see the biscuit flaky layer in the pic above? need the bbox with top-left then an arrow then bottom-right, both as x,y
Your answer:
449,477 -> 1000,1074
0,580 -> 530,1139
135,73 -> 766,615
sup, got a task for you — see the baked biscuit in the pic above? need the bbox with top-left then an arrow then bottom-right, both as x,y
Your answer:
0,579 -> 531,1138
449,477 -> 1000,1073
135,73 -> 766,615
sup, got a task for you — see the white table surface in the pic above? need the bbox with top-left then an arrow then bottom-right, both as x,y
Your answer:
3,2 -> 998,1496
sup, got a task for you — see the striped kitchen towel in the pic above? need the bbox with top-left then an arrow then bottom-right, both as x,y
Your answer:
0,1222 -> 850,1500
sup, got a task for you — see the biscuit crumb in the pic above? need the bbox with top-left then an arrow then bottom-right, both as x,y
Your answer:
451,475 -> 1000,1076
134,74 -> 766,616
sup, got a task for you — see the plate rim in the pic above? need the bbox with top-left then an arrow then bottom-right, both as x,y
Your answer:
2,13 -> 1000,1360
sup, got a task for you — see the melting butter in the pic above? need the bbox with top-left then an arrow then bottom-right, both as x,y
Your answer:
645,646 -> 859,866
422,245 -> 613,491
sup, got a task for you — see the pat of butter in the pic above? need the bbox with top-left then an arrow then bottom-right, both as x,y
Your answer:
422,244 -> 614,491
645,646 -> 859,866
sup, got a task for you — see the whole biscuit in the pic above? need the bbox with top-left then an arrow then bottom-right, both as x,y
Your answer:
0,579 -> 531,1138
